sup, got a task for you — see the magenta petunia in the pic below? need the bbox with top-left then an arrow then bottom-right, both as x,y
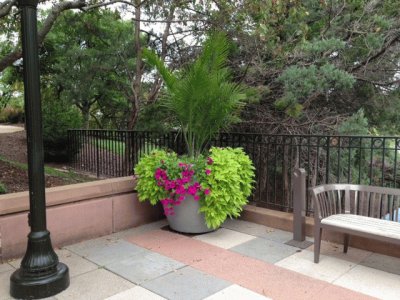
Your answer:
187,185 -> 197,195
204,189 -> 211,195
175,185 -> 186,195
205,169 -> 211,175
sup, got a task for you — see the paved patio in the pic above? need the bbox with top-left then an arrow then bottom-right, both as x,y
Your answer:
1,219 -> 399,300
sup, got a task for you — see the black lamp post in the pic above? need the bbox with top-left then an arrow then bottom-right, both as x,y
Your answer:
10,0 -> 69,298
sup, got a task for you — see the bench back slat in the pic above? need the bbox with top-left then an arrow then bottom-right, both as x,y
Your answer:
311,184 -> 400,222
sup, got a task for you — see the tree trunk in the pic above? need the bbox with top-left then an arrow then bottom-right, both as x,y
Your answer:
128,0 -> 142,130
81,105 -> 90,129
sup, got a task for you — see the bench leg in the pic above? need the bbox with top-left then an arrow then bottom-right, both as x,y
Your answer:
314,227 -> 322,263
343,234 -> 350,253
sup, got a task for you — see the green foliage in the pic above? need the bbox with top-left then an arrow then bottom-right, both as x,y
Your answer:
328,110 -> 371,184
0,182 -> 6,194
143,33 -> 250,157
42,97 -> 82,162
134,147 -> 255,229
135,101 -> 176,132
276,64 -> 355,116
43,10 -> 134,129
301,38 -> 346,56
0,106 -> 24,123
338,109 -> 369,136
135,150 -> 177,205
200,147 -> 255,229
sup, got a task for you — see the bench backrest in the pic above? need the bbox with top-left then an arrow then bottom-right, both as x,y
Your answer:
311,184 -> 400,222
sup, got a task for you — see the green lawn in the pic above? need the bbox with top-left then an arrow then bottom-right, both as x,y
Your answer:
0,155 -> 92,182
92,138 -> 159,158
93,138 -> 125,156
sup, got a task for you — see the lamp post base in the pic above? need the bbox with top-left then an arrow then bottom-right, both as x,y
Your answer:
10,263 -> 69,299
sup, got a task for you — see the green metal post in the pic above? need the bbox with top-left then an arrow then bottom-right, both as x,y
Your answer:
10,0 -> 69,298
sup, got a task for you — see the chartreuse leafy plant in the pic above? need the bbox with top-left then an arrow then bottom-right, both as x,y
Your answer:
135,147 -> 255,229
200,147 -> 255,229
142,33 -> 248,158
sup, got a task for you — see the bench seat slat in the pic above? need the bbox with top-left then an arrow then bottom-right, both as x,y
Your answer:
321,214 -> 400,240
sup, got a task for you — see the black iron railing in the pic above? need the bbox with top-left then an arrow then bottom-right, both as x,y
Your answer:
68,130 -> 400,214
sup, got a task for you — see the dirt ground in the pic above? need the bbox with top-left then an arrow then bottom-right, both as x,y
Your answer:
0,124 -> 91,194
0,126 -> 28,163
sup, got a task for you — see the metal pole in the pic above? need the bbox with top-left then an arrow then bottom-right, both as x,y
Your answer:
293,168 -> 306,241
285,168 -> 313,249
10,1 -> 69,298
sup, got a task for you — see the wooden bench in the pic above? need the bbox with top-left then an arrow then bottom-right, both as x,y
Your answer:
311,184 -> 400,263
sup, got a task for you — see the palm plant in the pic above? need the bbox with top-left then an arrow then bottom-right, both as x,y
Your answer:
143,33 -> 247,158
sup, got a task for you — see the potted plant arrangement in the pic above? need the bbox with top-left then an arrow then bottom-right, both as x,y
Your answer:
134,33 -> 255,233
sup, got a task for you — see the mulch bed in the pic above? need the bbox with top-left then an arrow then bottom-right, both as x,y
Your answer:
0,160 -> 65,193
0,124 -> 93,194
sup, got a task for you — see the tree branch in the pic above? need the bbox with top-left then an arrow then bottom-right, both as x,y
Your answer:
82,0 -> 136,11
350,32 -> 400,73
0,0 -> 16,18
0,0 -> 86,73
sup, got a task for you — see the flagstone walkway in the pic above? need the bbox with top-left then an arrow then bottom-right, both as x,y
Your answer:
1,219 -> 400,299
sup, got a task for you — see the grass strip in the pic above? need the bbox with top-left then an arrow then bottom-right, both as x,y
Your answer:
0,155 -> 91,182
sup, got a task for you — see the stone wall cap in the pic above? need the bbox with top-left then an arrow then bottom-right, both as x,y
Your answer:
0,176 -> 137,215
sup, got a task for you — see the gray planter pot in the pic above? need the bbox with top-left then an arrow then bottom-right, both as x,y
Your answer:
166,194 -> 215,234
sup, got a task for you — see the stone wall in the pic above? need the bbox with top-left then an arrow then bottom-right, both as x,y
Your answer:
0,177 -> 163,260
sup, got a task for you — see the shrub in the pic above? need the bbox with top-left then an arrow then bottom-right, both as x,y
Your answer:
42,99 -> 82,162
0,107 -> 25,124
0,182 -> 7,194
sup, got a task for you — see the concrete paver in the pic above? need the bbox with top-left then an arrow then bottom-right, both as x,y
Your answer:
306,240 -> 372,264
105,286 -> 166,300
66,238 -> 147,266
193,228 -> 256,249
142,266 -> 231,300
230,237 -> 299,263
111,220 -> 168,239
8,249 -> 98,278
311,284 -> 376,300
223,219 -> 293,243
105,251 -> 185,284
333,265 -> 400,300
0,263 -> 13,274
127,229 -> 223,265
275,250 -> 356,283
203,284 -> 272,300
55,268 -> 135,300
359,252 -> 400,275
0,270 -> 14,300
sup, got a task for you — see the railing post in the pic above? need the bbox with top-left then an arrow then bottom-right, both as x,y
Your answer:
286,168 -> 313,248
96,131 -> 100,178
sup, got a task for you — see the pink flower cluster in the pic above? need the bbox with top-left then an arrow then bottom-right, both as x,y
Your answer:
155,160 -> 212,216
